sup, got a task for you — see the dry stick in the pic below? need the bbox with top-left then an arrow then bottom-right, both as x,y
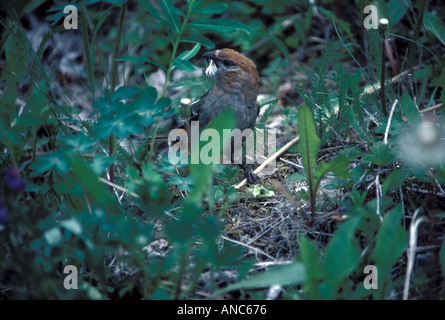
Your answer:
220,235 -> 277,261
99,177 -> 139,198
234,135 -> 300,189
384,99 -> 399,145
418,103 -> 443,114
403,209 -> 424,300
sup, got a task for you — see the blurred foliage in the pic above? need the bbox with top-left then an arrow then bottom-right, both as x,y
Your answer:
0,0 -> 445,300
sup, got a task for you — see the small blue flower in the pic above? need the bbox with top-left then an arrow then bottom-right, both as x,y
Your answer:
4,167 -> 26,191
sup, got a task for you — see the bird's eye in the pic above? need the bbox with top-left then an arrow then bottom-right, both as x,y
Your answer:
222,59 -> 235,67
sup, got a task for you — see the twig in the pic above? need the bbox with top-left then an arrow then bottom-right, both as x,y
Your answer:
234,135 -> 300,189
375,175 -> 383,222
99,177 -> 139,198
220,235 -> 277,261
403,209 -> 424,300
384,99 -> 398,145
419,103 -> 443,114
406,187 -> 445,199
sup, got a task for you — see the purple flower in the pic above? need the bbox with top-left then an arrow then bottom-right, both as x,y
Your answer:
4,167 -> 26,191
0,202 -> 8,226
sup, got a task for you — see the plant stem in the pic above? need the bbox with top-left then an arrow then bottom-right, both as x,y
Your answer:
379,19 -> 388,117
110,3 -> 126,95
160,0 -> 195,98
108,3 -> 127,186
148,0 -> 195,162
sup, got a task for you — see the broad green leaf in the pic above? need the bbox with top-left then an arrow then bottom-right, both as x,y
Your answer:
210,262 -> 306,298
1,35 -> 28,106
1,35 -> 28,83
387,0 -> 409,26
401,90 -> 421,125
171,58 -> 195,72
285,172 -> 306,182
371,205 -> 408,298
181,35 -> 215,49
159,0 -> 181,33
194,3 -> 227,14
30,151 -> 71,175
95,98 -> 144,139
176,43 -> 201,61
297,105 -> 320,196
362,142 -> 396,166
188,19 -> 250,34
112,86 -> 142,102
300,236 -> 322,299
315,154 -> 350,191
18,81 -> 48,127
66,153 -> 115,210
59,133 -> 94,154
382,169 -> 404,195
188,108 -> 235,203
323,217 -> 362,290
424,12 -> 445,46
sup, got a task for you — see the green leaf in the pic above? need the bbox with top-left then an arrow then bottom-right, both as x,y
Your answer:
30,151 -> 71,175
315,154 -> 350,190
297,105 -> 320,196
387,0 -> 408,26
59,133 -> 94,154
323,217 -> 362,290
188,108 -> 235,203
171,58 -> 196,72
112,86 -> 142,102
371,205 -> 408,298
66,153 -> 116,209
300,236 -> 322,299
194,3 -> 228,14
381,169 -> 405,195
176,43 -> 201,61
362,142 -> 396,166
401,90 -> 421,125
188,19 -> 251,34
285,172 -> 306,182
159,0 -> 181,33
181,35 -> 215,49
210,262 -> 306,297
1,35 -> 29,106
423,12 -> 445,46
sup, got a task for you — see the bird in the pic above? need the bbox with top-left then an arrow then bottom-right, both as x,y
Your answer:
189,48 -> 261,182
189,48 -> 260,132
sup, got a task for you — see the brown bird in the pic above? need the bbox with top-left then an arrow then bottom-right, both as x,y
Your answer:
190,49 -> 260,182
190,48 -> 260,132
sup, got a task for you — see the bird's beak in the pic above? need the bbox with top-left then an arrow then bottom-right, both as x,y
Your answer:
202,51 -> 216,60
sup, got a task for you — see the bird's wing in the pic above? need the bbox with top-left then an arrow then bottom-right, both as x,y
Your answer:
255,100 -> 260,116
190,90 -> 210,121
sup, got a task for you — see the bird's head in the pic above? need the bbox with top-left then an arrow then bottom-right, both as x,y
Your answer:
202,48 -> 259,101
